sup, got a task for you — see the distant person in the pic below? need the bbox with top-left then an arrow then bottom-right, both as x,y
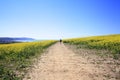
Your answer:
60,39 -> 62,44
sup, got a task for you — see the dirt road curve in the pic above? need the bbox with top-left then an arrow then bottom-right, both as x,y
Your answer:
23,43 -> 119,80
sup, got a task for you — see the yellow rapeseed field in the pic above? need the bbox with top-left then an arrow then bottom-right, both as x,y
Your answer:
64,34 -> 120,55
0,40 -> 56,79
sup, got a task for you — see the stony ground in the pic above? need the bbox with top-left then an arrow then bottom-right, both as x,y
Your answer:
23,43 -> 120,80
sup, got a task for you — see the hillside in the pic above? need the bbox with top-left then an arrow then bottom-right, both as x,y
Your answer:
0,40 -> 56,79
0,37 -> 35,43
64,34 -> 120,59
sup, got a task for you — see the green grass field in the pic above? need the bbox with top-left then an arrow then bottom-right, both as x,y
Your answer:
0,40 -> 56,80
64,34 -> 120,59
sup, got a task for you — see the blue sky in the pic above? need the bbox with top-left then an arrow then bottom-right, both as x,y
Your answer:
0,0 -> 120,39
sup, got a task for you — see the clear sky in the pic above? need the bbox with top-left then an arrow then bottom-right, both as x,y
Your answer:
0,0 -> 120,39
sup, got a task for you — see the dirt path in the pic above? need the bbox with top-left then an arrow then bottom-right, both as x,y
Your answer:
23,43 -> 119,80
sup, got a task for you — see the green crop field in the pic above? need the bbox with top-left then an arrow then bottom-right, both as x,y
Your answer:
0,40 -> 56,80
64,34 -> 120,59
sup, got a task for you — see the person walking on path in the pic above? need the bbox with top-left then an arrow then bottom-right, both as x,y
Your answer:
60,39 -> 62,44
